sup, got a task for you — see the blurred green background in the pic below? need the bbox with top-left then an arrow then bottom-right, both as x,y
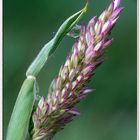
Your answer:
4,0 -> 137,140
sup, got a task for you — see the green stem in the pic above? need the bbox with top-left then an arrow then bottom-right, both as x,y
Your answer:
6,78 -> 36,140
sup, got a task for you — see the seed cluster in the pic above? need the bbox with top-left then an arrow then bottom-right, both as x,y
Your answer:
31,0 -> 123,139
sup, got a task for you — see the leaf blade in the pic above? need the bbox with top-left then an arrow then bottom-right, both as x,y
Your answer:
6,79 -> 36,140
26,2 -> 88,77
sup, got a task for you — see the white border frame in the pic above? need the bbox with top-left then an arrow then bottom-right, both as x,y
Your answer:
0,0 -> 139,140
138,0 -> 140,139
0,0 -> 2,139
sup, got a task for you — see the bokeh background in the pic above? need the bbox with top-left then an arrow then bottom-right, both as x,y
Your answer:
4,0 -> 137,140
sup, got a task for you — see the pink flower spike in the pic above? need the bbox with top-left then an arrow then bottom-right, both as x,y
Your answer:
31,0 -> 123,139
